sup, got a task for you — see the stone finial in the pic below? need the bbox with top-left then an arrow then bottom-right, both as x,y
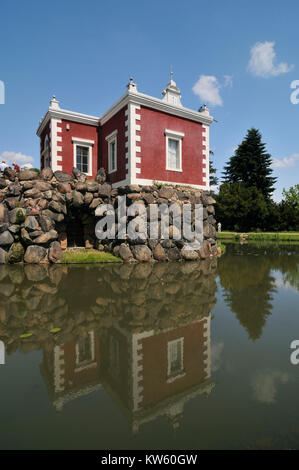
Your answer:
162,71 -> 182,106
127,77 -> 138,93
50,95 -> 60,109
198,104 -> 210,116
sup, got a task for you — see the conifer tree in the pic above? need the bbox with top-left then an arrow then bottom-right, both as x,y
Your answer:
209,150 -> 218,186
222,128 -> 276,199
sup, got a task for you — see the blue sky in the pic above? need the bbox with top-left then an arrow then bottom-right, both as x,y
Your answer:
0,0 -> 298,200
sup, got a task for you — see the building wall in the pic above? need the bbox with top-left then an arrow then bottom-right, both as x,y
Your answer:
58,120 -> 99,178
136,106 -> 207,187
101,106 -> 127,185
40,122 -> 51,170
140,319 -> 209,408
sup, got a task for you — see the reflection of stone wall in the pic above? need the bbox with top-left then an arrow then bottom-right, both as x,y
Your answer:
0,261 -> 217,431
0,167 -> 217,264
0,259 -> 217,355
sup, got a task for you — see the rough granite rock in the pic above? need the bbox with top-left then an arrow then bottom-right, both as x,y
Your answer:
24,245 -> 48,263
132,245 -> 152,262
19,170 -> 39,181
0,230 -> 14,246
8,242 -> 24,263
48,241 -> 63,263
40,168 -> 53,181
53,171 -> 73,183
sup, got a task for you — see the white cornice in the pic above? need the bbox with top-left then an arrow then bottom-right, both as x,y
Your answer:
37,108 -> 100,136
100,90 -> 213,126
37,88 -> 213,137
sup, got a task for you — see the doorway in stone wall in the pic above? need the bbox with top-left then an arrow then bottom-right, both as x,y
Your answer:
66,208 -> 85,248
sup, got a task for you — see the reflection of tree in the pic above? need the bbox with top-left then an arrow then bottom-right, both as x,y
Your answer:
218,244 -> 278,340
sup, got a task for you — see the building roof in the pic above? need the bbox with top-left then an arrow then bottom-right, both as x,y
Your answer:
36,78 -> 213,136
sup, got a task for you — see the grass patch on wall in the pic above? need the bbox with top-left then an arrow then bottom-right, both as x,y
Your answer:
58,249 -> 122,264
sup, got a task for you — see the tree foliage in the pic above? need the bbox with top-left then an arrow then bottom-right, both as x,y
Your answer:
222,128 -> 276,199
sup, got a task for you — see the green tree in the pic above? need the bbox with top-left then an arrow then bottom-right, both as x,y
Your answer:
209,150 -> 218,186
215,182 -> 269,231
222,128 -> 276,199
282,184 -> 299,207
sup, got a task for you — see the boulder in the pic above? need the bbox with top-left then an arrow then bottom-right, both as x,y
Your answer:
98,183 -> 111,197
0,204 -> 8,223
42,209 -> 64,223
153,243 -> 167,261
0,178 -> 7,189
24,216 -> 41,232
24,245 -> 48,263
34,230 -> 58,245
75,182 -> 87,192
118,244 -> 133,262
40,167 -> 53,180
20,227 -> 33,245
132,245 -> 152,262
167,246 -> 181,261
0,247 -> 8,264
9,208 -> 27,224
38,215 -> 54,232
84,192 -> 93,205
0,230 -> 14,246
181,247 -> 199,260
158,187 -> 175,199
4,167 -> 16,181
53,171 -> 73,183
48,200 -> 64,213
18,170 -> 39,181
48,241 -> 63,263
8,242 -> 24,263
86,181 -> 99,193
95,168 -> 107,184
57,182 -> 72,194
72,167 -> 87,182
72,190 -> 84,207
34,181 -> 52,192
0,223 -> 9,233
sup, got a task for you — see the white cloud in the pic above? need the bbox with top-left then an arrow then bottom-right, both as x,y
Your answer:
248,41 -> 293,78
0,151 -> 34,165
272,153 -> 299,169
251,370 -> 289,404
192,75 -> 223,106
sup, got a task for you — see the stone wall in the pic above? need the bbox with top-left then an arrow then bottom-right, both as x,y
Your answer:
0,166 -> 217,264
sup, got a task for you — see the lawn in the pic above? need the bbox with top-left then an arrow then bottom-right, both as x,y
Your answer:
217,231 -> 299,242
58,249 -> 122,264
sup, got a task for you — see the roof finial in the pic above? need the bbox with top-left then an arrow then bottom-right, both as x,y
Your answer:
127,76 -> 138,92
50,95 -> 60,109
170,65 -> 173,82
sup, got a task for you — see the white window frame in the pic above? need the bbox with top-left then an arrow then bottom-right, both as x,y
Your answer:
75,331 -> 97,372
167,337 -> 185,383
165,129 -> 184,172
105,129 -> 118,174
72,137 -> 94,176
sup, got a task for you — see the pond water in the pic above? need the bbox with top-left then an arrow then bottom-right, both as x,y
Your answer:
0,243 -> 299,450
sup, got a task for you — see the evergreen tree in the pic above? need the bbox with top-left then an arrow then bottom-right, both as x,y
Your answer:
222,128 -> 276,199
209,150 -> 218,186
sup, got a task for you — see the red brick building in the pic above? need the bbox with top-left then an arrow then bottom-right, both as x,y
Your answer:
37,76 -> 213,190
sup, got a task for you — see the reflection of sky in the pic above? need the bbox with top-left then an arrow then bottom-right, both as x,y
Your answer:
251,370 -> 290,405
272,271 -> 299,294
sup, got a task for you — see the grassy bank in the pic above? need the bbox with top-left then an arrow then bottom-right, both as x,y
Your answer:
58,249 -> 122,264
217,231 -> 299,242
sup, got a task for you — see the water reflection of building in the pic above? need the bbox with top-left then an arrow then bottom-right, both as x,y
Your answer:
40,331 -> 102,412
41,314 -> 214,433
